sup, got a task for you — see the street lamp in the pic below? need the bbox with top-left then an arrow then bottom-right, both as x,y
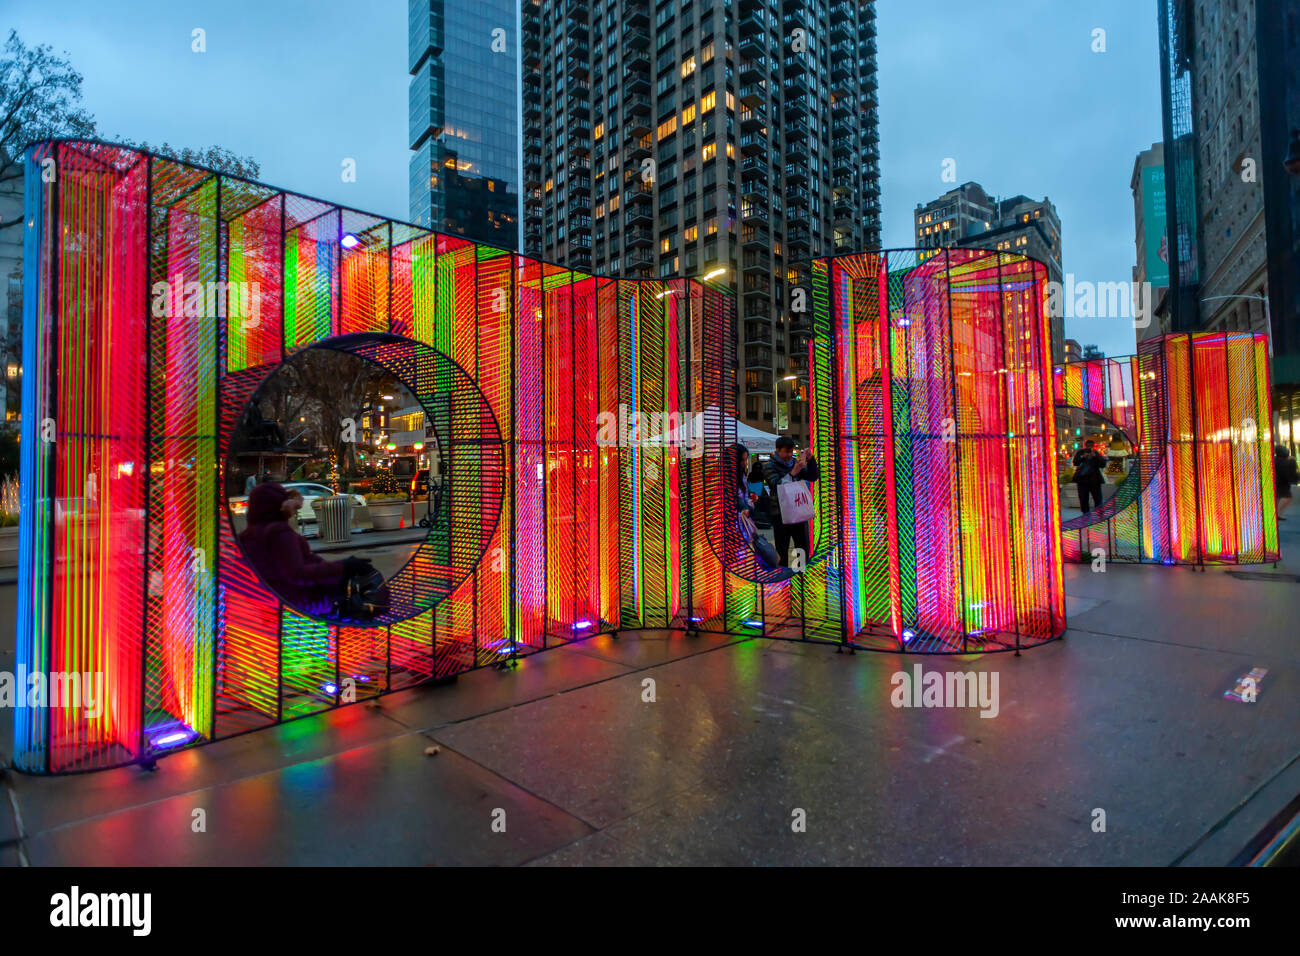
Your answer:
772,373 -> 798,431
1201,294 -> 1272,357
655,265 -> 729,298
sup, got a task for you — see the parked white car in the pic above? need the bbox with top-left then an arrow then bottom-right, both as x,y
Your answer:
228,482 -> 370,534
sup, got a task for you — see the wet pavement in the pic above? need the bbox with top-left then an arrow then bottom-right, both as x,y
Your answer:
1,522 -> 1297,866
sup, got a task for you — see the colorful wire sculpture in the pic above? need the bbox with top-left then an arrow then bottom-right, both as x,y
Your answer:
1056,333 -> 1279,565
16,142 -> 1067,773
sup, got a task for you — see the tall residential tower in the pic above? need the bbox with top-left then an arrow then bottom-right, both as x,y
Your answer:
521,0 -> 881,439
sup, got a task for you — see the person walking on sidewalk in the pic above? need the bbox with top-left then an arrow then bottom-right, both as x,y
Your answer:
1276,445 -> 1298,522
1072,440 -> 1106,515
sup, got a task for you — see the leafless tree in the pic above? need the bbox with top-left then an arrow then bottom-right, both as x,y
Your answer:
1,29 -> 261,236
0,29 -> 96,220
249,350 -> 395,474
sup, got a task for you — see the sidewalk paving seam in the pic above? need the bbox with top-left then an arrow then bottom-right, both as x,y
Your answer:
405,735 -> 603,836
0,769 -> 29,866
515,825 -> 649,867
16,722 -> 598,843
12,635 -> 756,842
391,634 -> 758,736
1061,624 -> 1300,663
1169,745 -> 1300,866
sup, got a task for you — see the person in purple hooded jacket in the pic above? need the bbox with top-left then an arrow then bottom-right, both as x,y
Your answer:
238,481 -> 371,616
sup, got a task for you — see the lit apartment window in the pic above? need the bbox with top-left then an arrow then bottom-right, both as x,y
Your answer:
726,143 -> 735,159
685,225 -> 698,242
594,122 -> 604,139
702,143 -> 716,160
706,214 -> 718,235
726,91 -> 735,111
683,102 -> 696,124
661,237 -> 672,253
701,91 -> 716,111
657,116 -> 677,140
681,55 -> 696,77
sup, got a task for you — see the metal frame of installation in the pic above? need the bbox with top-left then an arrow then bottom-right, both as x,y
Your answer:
1055,334 -> 1279,567
16,141 -> 1071,774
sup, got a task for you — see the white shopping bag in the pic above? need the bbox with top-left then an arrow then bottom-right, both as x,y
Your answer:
776,479 -> 815,524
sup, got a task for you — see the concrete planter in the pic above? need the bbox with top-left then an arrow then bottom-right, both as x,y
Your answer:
367,499 -> 406,531
1060,484 -> 1080,509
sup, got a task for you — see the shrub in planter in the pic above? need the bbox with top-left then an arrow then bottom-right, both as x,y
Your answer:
365,471 -> 407,530
367,470 -> 404,500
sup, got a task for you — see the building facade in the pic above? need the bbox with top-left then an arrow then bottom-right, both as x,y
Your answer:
1131,142 -> 1173,342
914,182 -> 1064,360
1157,0 -> 1300,453
1186,0 -> 1269,337
409,0 -> 521,248
520,0 -> 882,441
914,181 -> 997,251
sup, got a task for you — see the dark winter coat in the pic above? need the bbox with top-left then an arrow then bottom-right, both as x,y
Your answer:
1276,449 -> 1298,492
1072,448 -> 1105,486
238,482 -> 347,615
761,452 -> 820,523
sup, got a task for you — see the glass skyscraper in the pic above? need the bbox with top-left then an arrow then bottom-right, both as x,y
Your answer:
409,0 -> 520,248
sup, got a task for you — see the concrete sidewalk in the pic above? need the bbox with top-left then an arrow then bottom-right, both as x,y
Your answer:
1,524 -> 1297,866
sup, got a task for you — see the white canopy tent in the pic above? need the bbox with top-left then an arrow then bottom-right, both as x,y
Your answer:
656,405 -> 784,455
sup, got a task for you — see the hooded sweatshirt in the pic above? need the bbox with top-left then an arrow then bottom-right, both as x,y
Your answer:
238,482 -> 347,615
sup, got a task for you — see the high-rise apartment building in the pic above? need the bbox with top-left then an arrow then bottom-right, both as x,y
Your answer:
1157,0 -> 1300,452
409,0 -> 520,248
914,182 -> 1064,359
521,0 -> 881,440
914,181 -> 997,250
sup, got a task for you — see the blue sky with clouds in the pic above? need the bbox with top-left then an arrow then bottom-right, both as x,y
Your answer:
8,0 -> 1162,355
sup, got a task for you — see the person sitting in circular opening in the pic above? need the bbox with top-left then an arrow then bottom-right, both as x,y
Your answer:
238,481 -> 373,617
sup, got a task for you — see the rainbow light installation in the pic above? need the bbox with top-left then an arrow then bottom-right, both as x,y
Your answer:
813,250 -> 1065,653
16,143 -> 1067,773
1056,332 -> 1279,565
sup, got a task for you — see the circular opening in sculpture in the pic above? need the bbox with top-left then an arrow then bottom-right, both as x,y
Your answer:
714,435 -> 828,585
224,334 -> 505,626
1055,406 -> 1136,523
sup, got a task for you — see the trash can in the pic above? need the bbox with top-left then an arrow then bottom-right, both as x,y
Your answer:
314,495 -> 353,545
